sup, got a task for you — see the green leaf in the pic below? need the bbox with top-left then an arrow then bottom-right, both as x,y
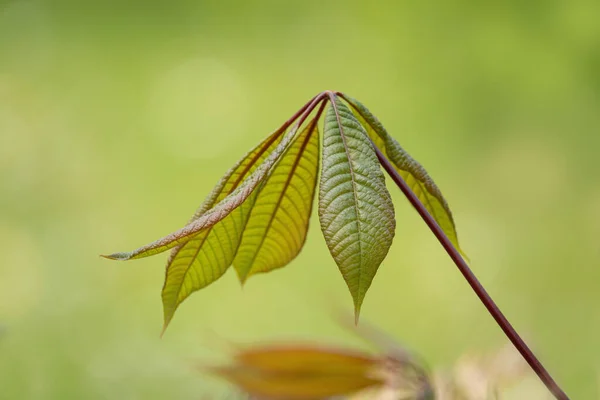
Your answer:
343,95 -> 466,257
103,124 -> 301,331
159,129 -> 291,331
318,98 -> 396,320
233,117 -> 320,282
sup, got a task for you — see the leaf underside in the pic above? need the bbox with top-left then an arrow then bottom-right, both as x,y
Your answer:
318,98 -> 396,320
104,122 -> 302,329
160,129 -> 289,330
344,95 -> 465,257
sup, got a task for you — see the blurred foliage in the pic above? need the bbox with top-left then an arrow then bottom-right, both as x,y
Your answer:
1,0 -> 599,398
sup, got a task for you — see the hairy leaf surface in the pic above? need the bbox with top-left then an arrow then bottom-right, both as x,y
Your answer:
344,95 -> 465,256
319,98 -> 396,320
103,126 -> 298,261
233,118 -> 320,282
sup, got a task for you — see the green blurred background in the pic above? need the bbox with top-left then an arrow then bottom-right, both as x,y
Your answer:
1,0 -> 599,398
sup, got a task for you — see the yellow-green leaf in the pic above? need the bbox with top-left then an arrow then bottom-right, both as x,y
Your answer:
160,129 -> 288,331
233,117 -> 320,282
344,95 -> 465,257
318,98 -> 396,320
103,124 -> 302,331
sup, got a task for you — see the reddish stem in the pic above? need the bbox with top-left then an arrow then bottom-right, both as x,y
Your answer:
294,93 -> 328,129
282,92 -> 327,132
370,144 -> 569,399
289,91 -> 568,398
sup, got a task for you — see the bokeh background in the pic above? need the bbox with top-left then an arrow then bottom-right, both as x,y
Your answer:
1,0 -> 599,398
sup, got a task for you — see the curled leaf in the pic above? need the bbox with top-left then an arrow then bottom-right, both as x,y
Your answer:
102,125 -> 299,261
343,95 -> 465,258
234,117 -> 320,282
318,98 -> 396,321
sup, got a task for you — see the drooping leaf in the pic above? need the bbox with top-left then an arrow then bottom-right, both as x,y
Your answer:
159,129 -> 288,331
318,98 -> 396,320
104,123 -> 302,330
343,94 -> 465,257
233,117 -> 320,282
207,344 -> 383,400
188,129 -> 287,222
102,125 -> 299,261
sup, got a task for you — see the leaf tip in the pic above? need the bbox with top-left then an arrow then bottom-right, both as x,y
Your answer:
161,315 -> 173,337
100,252 -> 131,261
235,268 -> 251,288
354,306 -> 361,325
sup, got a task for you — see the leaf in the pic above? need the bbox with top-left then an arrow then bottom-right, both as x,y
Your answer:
207,345 -> 382,400
343,95 -> 466,257
104,124 -> 301,331
233,117 -> 320,282
188,130 -> 287,222
102,125 -> 299,261
318,98 -> 396,320
159,129 -> 289,331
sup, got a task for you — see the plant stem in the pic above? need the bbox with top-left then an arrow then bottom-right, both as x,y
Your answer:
373,146 -> 569,400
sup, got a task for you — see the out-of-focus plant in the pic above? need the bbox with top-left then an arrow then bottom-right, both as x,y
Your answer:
202,320 -> 541,400
202,317 -> 434,400
433,343 -> 533,400
103,91 -> 567,398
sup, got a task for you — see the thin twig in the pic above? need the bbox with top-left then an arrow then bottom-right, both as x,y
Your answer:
371,144 -> 569,400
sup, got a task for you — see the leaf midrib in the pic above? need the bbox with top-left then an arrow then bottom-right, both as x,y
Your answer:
329,98 -> 365,301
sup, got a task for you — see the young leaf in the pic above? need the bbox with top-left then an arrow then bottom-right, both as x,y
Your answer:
319,98 -> 396,320
233,117 -> 320,282
160,129 -> 287,330
187,129 -> 286,222
104,124 -> 302,331
102,124 -> 299,261
343,95 -> 465,257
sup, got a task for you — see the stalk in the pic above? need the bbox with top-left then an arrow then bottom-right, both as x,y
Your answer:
371,144 -> 569,400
